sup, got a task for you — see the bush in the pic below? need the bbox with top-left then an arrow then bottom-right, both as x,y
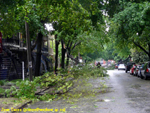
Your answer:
0,80 -> 5,86
0,88 -> 5,95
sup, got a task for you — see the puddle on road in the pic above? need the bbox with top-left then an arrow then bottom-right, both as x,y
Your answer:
95,99 -> 114,102
103,99 -> 111,102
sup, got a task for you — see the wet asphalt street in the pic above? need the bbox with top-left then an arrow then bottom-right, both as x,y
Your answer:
19,70 -> 150,113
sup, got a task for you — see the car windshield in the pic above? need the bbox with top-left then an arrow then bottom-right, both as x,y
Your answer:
119,64 -> 124,66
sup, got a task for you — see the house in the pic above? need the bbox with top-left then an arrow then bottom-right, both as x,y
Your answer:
0,32 -> 53,80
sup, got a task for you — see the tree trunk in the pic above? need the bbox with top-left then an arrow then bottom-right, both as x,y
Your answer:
55,35 -> 59,74
25,21 -> 33,81
35,32 -> 43,77
61,39 -> 66,69
66,50 -> 70,67
133,41 -> 150,60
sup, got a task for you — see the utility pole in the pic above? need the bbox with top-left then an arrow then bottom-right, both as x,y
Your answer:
25,21 -> 33,81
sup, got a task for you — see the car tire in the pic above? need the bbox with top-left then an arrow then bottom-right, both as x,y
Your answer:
134,71 -> 137,76
133,72 -> 135,76
140,74 -> 144,79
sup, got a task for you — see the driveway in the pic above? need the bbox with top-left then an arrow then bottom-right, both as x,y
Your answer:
19,70 -> 150,113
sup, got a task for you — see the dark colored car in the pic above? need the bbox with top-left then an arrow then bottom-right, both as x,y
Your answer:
125,62 -> 135,73
140,62 -> 150,80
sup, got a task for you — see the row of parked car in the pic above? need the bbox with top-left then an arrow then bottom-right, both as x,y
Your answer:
116,62 -> 150,80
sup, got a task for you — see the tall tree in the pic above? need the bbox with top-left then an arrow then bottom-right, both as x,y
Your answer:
50,0 -> 92,69
109,1 -> 150,60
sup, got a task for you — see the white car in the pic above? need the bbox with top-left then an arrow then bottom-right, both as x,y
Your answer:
118,64 -> 126,70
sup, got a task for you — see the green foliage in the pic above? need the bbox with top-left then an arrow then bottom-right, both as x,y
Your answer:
78,0 -> 104,27
0,80 -> 5,86
114,55 -> 122,62
109,1 -> 150,59
5,65 -> 108,102
4,72 -> 73,100
1,0 -> 109,101
0,0 -> 108,64
59,66 -> 108,103
0,88 -> 5,95
71,65 -> 108,78
39,94 -> 57,101
105,0 -> 120,18
131,50 -> 149,63
0,0 -> 48,39
17,81 -> 37,98
106,64 -> 115,70
5,80 -> 37,99
50,0 -> 107,58
82,41 -> 124,61
82,51 -> 102,61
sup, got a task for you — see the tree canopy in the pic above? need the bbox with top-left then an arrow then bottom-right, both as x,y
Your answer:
109,1 -> 150,60
1,0 -> 149,68
0,0 -> 109,72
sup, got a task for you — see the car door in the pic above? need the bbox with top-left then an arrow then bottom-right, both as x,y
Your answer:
141,64 -> 145,76
147,62 -> 150,72
138,66 -> 142,77
141,63 -> 147,76
144,62 -> 150,75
